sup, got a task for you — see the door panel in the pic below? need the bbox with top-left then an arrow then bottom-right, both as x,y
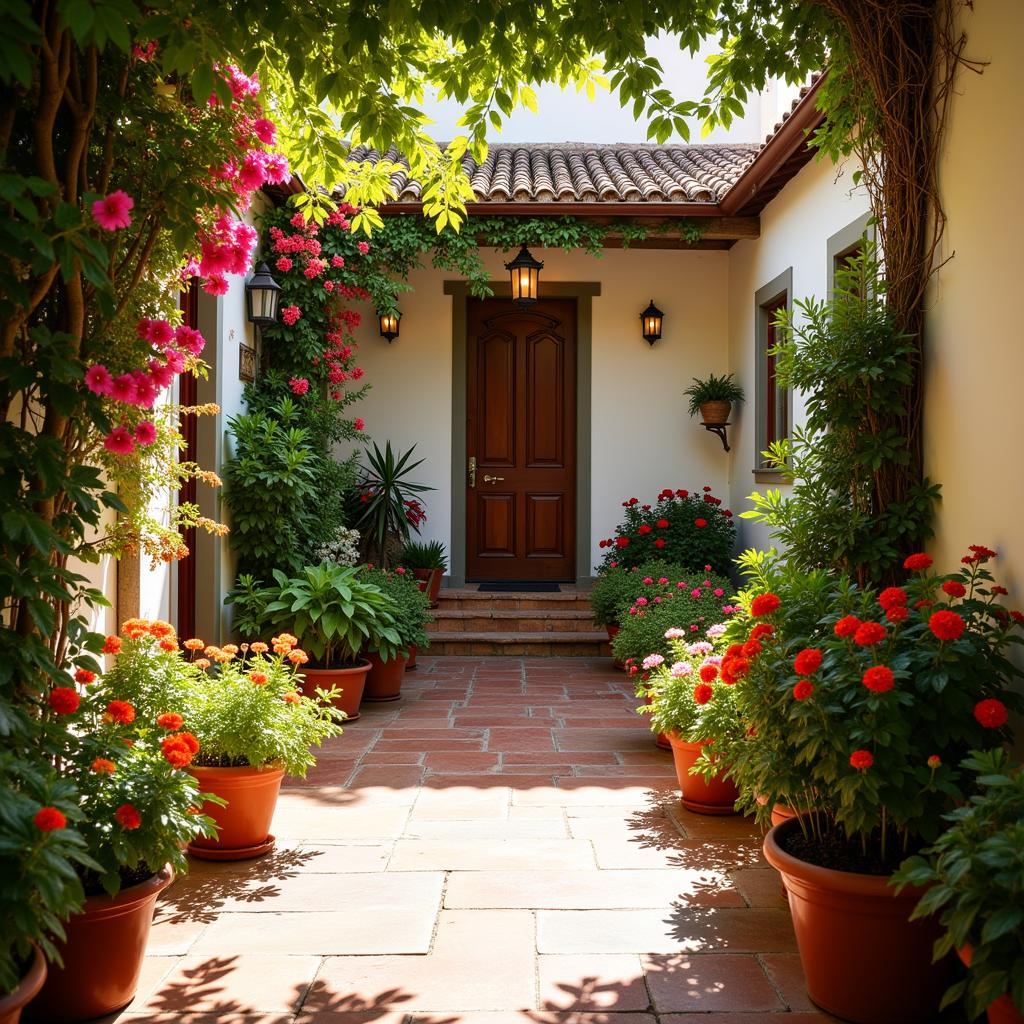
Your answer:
466,299 -> 576,581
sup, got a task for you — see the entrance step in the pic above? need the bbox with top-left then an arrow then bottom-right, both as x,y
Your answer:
425,588 -> 607,656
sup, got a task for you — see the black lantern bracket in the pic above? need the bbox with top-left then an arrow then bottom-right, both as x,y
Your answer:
702,422 -> 731,452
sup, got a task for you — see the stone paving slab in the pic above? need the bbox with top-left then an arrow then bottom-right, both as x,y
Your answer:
122,656 -> 824,1024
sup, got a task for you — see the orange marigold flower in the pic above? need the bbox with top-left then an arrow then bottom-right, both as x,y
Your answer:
282,692 -> 301,704
203,645 -> 220,657
91,757 -> 116,775
105,700 -> 135,725
158,639 -> 177,652
849,749 -> 874,771
156,712 -> 184,731
162,735 -> 195,768
178,732 -> 200,754
194,658 -> 210,669
184,638 -> 205,650
249,642 -> 268,654
74,668 -> 96,684
121,618 -> 150,639
222,643 -> 239,654
148,619 -> 175,639
114,803 -> 141,829
249,671 -> 268,685
33,807 -> 66,832
211,649 -> 235,663
48,687 -> 81,715
276,633 -> 298,646
287,649 -> 309,665
102,635 -> 122,655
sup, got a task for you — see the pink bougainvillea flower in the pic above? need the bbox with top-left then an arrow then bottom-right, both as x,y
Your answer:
132,371 -> 157,408
289,377 -> 310,396
354,418 -> 365,431
252,117 -> 277,145
103,426 -> 135,455
202,273 -> 229,296
164,349 -> 186,374
109,374 -> 138,405
149,320 -> 174,348
84,364 -> 112,395
331,255 -> 345,268
149,359 -> 176,389
174,325 -> 206,355
281,305 -> 301,325
263,153 -> 290,184
238,150 -> 268,191
357,241 -> 370,255
275,256 -> 293,273
135,421 -> 157,445
91,190 -> 134,231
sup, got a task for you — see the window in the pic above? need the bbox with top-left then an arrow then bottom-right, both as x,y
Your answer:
827,212 -> 874,298
753,269 -> 792,478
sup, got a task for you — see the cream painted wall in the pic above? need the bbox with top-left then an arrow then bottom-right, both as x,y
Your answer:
726,153 -> 870,555
343,245 -> 732,578
924,0 -> 1024,596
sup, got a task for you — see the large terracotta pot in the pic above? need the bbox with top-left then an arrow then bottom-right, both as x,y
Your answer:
699,400 -> 731,426
364,650 -> 409,701
667,734 -> 739,815
959,946 -> 1023,1024
299,662 -> 370,722
764,816 -> 954,1023
0,946 -> 46,1024
406,644 -> 418,671
27,867 -> 171,1023
187,763 -> 285,860
643,690 -> 671,750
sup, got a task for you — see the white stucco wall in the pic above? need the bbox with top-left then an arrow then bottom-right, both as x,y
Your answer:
726,153 -> 870,554
924,0 -> 1024,595
342,245 -> 732,577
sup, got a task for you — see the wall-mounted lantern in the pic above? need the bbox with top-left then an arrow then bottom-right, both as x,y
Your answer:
378,309 -> 401,342
244,262 -> 282,326
640,299 -> 664,345
505,244 -> 543,306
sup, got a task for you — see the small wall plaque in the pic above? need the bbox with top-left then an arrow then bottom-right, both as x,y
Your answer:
239,341 -> 257,383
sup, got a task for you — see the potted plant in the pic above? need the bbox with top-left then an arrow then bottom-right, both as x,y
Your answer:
401,539 -> 447,608
360,567 -> 432,700
102,623 -> 343,862
640,624 -> 740,814
729,548 -> 1022,1024
683,373 -> 744,426
23,619 -> 219,1022
354,441 -> 433,568
589,560 -> 683,642
894,748 -> 1024,1024
596,486 -> 736,576
231,563 -> 401,721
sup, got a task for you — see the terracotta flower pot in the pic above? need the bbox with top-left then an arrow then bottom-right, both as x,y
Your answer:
298,662 -> 370,722
406,644 -> 418,671
187,763 -> 285,860
699,400 -> 731,426
27,867 -> 171,1023
668,734 -> 739,815
0,945 -> 46,1024
364,650 -> 409,701
413,568 -> 442,608
958,945 -> 1024,1024
770,803 -> 799,828
642,690 -> 672,750
764,816 -> 954,1023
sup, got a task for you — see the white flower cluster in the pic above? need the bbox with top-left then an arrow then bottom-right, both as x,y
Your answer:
313,526 -> 361,567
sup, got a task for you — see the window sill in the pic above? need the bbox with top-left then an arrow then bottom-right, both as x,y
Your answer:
752,469 -> 789,485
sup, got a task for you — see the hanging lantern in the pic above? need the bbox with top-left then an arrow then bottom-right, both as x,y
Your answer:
640,299 -> 664,345
244,263 -> 282,326
378,309 -> 401,342
505,244 -> 543,306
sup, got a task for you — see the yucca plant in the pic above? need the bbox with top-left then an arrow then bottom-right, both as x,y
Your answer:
355,442 -> 433,567
400,539 -> 448,572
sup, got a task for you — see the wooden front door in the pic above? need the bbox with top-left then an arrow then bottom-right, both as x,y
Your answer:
466,298 -> 576,581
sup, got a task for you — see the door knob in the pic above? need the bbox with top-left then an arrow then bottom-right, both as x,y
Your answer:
483,474 -> 505,484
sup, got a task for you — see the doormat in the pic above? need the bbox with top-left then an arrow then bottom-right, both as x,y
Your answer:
476,581 -> 563,593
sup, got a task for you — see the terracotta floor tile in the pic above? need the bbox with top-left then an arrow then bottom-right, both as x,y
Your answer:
388,837 -> 596,871
140,953 -> 320,1013
374,738 -> 487,752
307,910 -> 536,1011
642,953 -> 785,1012
444,869 -> 741,910
405,819 -> 569,841
758,951 -> 818,1011
537,954 -> 649,1011
731,868 -> 788,908
271,804 -> 411,840
408,784 -> 511,821
485,727 -> 559,751
359,750 -> 427,765
537,908 -> 797,954
590,836 -> 766,871
424,752 -> 503,772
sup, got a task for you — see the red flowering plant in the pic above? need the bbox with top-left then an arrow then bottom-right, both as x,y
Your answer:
101,623 -> 344,777
589,560 -> 690,628
596,486 -> 736,575
700,547 -> 1022,873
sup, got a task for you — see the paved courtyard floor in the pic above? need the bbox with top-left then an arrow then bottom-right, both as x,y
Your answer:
103,657 -> 837,1024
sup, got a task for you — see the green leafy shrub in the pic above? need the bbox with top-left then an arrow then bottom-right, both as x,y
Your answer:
742,247 -> 940,586
230,563 -> 401,668
683,372 -> 745,417
597,486 -> 735,575
101,625 -> 344,777
589,560 -> 687,627
611,570 -> 735,668
360,567 -> 433,659
401,539 -> 448,571
894,748 -> 1024,1020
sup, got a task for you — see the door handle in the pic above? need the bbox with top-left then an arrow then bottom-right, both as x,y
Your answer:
483,474 -> 505,484
468,456 -> 477,488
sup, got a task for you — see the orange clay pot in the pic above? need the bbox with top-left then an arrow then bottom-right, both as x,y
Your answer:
0,946 -> 46,1024
668,734 -> 739,815
406,644 -> 418,671
764,816 -> 954,1023
298,662 -> 370,722
413,568 -> 442,607
643,690 -> 672,750
958,946 -> 1024,1024
27,867 -> 171,1023
187,764 -> 284,859
364,651 -> 409,701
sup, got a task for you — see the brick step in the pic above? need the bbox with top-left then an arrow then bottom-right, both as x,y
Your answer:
429,609 -> 598,633
438,589 -> 593,612
425,630 -> 611,657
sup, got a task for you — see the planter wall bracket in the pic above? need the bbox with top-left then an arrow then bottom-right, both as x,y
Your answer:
702,422 -> 731,452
